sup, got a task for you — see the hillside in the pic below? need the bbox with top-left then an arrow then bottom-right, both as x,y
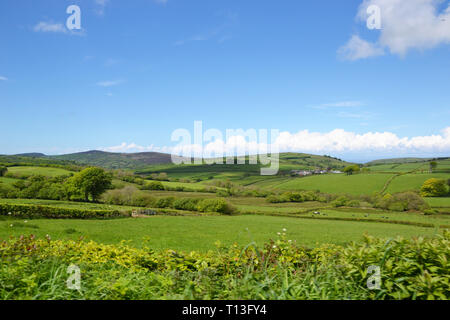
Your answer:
52,150 -> 175,169
2,151 -> 354,172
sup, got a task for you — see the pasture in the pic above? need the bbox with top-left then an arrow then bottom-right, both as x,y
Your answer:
6,166 -> 73,177
263,173 -> 394,195
0,214 -> 441,252
385,173 -> 450,194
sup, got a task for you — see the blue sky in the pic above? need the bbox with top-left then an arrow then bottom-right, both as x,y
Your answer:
1,0 -> 449,161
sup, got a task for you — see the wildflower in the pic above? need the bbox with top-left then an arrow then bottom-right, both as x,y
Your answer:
8,212 -> 11,215
272,245 -> 277,249
283,228 -> 287,232
10,224 -> 13,227
24,220 -> 28,223
277,232 -> 281,236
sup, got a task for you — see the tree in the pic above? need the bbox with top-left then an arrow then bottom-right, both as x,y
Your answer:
0,166 -> 7,177
344,165 -> 360,176
420,178 -> 448,197
429,161 -> 438,173
71,167 -> 112,202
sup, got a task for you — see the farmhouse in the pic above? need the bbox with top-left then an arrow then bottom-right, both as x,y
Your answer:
291,169 -> 343,176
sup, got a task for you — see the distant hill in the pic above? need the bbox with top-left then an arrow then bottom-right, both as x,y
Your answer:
2,150 -> 355,171
366,157 -> 434,166
52,150 -> 175,169
14,153 -> 46,158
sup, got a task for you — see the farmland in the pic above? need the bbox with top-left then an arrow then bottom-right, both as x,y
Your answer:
0,153 -> 449,300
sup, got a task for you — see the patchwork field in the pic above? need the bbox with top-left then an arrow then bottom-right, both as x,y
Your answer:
386,173 -> 450,194
266,173 -> 394,195
6,166 -> 73,177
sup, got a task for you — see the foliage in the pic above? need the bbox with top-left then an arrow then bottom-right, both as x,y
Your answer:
196,198 -> 237,215
0,231 -> 448,300
420,179 -> 449,197
344,165 -> 361,175
0,166 -> 7,177
0,203 -> 128,219
141,181 -> 164,191
70,167 -> 113,202
374,192 -> 429,212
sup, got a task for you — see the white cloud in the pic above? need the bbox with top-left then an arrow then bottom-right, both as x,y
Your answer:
101,143 -> 172,153
33,22 -> 67,33
338,35 -> 384,60
341,0 -> 450,59
0,76 -> 8,81
313,100 -> 365,109
96,80 -> 123,87
103,127 -> 450,157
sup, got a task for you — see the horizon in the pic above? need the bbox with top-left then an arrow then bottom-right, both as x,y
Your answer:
3,149 -> 447,165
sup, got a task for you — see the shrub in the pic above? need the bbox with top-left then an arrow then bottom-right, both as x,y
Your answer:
196,198 -> 236,215
172,198 -> 200,211
0,203 -> 128,219
331,196 -> 350,207
142,181 -> 164,191
420,178 -> 448,197
154,197 -> 175,208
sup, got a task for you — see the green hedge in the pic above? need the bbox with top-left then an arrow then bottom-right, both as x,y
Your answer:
0,203 -> 130,219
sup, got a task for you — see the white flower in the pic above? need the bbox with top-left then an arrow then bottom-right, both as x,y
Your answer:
283,228 -> 287,232
272,245 -> 277,249
24,220 -> 28,223
277,232 -> 281,235
10,224 -> 13,227
8,212 -> 11,215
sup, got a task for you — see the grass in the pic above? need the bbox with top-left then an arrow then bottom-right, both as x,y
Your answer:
385,173 -> 450,194
6,166 -> 73,177
0,215 -> 440,252
0,198 -> 140,212
263,173 -> 394,195
425,197 -> 450,208
0,177 -> 20,185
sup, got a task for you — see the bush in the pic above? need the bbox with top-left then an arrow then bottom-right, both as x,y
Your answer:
0,203 -> 128,219
196,198 -> 236,215
331,196 -> 350,207
172,198 -> 200,211
420,178 -> 449,197
154,197 -> 175,208
142,181 -> 164,191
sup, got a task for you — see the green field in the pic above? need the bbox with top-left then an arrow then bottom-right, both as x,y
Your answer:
0,177 -> 20,185
0,215 -> 441,252
6,166 -> 73,177
263,173 -> 394,195
0,198 -> 140,212
385,173 -> 450,194
426,197 -> 450,208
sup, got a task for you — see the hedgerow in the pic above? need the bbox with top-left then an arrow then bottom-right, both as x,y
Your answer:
0,203 -> 129,219
0,231 -> 448,300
